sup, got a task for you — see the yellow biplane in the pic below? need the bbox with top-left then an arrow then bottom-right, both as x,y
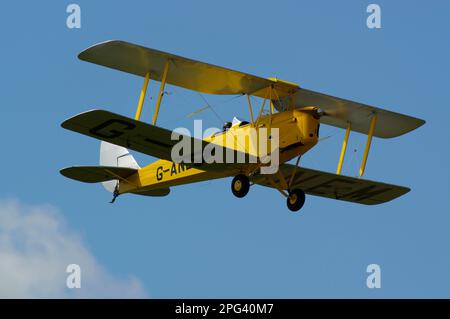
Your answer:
60,40 -> 425,212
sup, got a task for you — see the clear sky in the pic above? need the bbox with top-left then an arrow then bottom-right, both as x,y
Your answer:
0,0 -> 449,298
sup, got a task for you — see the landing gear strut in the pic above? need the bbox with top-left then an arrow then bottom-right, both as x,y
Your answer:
286,189 -> 305,212
231,174 -> 250,198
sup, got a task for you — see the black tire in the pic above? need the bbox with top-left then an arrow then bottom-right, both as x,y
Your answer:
286,189 -> 306,212
231,174 -> 250,198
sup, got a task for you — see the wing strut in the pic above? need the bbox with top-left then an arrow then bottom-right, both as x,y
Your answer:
359,113 -> 378,177
135,72 -> 150,120
336,122 -> 351,175
335,113 -> 378,177
133,60 -> 170,125
152,60 -> 170,125
246,95 -> 255,124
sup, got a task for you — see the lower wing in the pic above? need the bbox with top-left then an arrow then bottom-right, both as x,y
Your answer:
251,164 -> 410,205
61,109 -> 249,173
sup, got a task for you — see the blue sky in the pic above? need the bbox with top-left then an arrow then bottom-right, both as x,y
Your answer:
0,0 -> 449,297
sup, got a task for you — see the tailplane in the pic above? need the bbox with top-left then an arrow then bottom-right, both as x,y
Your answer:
99,141 -> 140,192
59,142 -> 140,193
60,166 -> 137,184
60,142 -> 170,200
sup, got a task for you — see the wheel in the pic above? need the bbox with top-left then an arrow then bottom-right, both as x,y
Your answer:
286,189 -> 306,212
231,174 -> 250,198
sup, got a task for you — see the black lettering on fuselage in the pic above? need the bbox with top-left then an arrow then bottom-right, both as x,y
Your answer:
170,163 -> 177,176
156,163 -> 192,181
178,163 -> 190,173
156,166 -> 164,181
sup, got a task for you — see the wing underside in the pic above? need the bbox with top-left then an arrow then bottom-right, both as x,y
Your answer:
61,109 -> 249,173
251,164 -> 410,205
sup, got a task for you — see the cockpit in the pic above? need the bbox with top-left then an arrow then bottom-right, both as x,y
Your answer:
222,117 -> 250,132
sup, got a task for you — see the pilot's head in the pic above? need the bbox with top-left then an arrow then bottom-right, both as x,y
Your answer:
223,122 -> 232,131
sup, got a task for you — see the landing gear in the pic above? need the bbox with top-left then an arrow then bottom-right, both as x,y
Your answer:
231,174 -> 250,198
286,189 -> 306,212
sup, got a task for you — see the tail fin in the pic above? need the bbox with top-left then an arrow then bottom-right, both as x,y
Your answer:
100,142 -> 140,192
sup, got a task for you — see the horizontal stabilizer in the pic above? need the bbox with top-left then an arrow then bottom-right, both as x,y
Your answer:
252,164 -> 410,205
60,166 -> 137,183
131,188 -> 170,197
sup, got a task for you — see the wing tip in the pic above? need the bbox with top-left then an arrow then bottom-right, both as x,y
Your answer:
78,40 -> 124,61
380,117 -> 426,138
60,109 -> 106,130
59,166 -> 96,183
418,118 -> 426,128
365,185 -> 411,205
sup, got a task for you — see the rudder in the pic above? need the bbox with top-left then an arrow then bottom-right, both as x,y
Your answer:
100,141 -> 140,192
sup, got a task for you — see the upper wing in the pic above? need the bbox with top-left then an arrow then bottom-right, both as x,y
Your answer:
78,40 -> 298,98
61,109 -> 248,172
79,40 -> 424,138
276,88 -> 425,138
251,164 -> 410,205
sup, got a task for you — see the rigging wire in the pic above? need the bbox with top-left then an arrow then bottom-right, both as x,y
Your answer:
344,137 -> 362,177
